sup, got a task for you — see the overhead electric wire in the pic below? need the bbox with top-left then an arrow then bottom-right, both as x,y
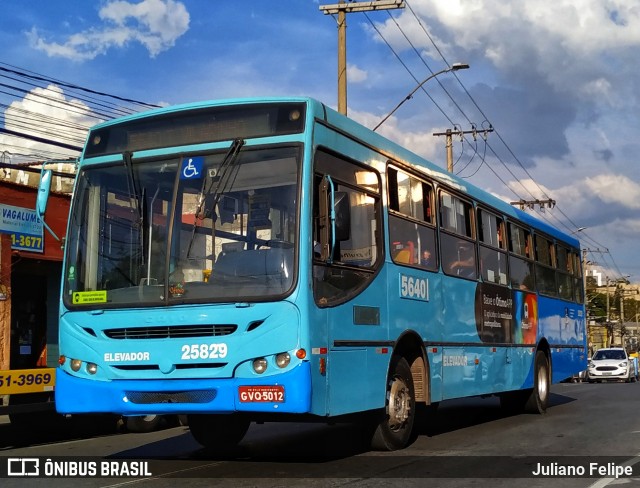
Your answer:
402,0 -> 594,238
0,62 -> 160,109
364,2 -> 623,276
0,72 -> 139,118
367,10 -> 538,203
0,61 -> 158,162
0,81 -> 118,121
394,3 -> 544,204
364,11 -> 529,201
396,3 -> 608,247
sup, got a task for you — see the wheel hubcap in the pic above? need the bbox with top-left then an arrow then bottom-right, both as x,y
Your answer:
388,376 -> 411,431
538,364 -> 548,401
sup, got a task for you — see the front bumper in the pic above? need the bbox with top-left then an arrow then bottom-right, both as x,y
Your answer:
588,367 -> 629,381
55,362 -> 312,415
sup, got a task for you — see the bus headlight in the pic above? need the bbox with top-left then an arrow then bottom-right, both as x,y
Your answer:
275,352 -> 291,368
86,363 -> 98,375
253,358 -> 267,374
70,359 -> 82,372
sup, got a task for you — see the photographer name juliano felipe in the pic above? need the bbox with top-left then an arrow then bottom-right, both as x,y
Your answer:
532,462 -> 633,479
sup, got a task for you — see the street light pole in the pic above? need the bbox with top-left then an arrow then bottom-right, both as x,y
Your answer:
372,63 -> 470,132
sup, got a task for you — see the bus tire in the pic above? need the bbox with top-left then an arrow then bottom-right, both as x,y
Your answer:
188,414 -> 250,450
370,356 -> 416,451
524,350 -> 550,414
125,415 -> 162,433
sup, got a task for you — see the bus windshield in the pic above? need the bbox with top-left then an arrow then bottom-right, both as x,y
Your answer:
64,144 -> 300,307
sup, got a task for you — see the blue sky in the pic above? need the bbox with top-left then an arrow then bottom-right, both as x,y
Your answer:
1,0 -> 639,283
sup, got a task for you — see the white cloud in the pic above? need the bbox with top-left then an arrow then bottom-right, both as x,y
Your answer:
584,174 -> 640,209
0,85 -> 94,162
349,107 -> 442,161
374,1 -> 640,104
347,64 -> 368,83
27,0 -> 189,61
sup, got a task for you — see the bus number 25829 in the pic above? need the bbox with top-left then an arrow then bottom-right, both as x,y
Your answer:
181,343 -> 228,360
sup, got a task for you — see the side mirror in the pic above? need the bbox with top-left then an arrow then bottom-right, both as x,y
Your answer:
333,191 -> 351,242
36,168 -> 52,220
36,167 -> 60,241
318,178 -> 352,263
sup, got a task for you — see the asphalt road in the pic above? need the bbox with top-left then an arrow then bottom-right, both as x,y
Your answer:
2,381 -> 640,487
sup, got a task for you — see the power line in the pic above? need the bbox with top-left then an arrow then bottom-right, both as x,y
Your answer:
362,2 -> 626,274
0,128 -> 82,152
0,61 -> 157,162
0,62 -> 160,109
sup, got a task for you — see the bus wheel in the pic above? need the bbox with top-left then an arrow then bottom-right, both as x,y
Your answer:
187,414 -> 250,450
125,415 -> 162,433
524,350 -> 550,414
370,356 -> 416,451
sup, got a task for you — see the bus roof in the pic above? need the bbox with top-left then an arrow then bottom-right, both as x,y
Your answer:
89,96 -> 580,249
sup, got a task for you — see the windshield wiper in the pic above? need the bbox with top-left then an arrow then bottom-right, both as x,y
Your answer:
186,138 -> 245,258
123,151 -> 147,267
123,151 -> 144,224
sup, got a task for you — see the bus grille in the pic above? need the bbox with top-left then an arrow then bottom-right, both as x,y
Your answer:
112,363 -> 227,371
125,390 -> 216,404
103,324 -> 237,339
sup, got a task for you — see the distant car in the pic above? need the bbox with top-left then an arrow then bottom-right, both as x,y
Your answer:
587,347 -> 636,383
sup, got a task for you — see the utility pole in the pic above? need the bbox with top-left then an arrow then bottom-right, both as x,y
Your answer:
621,292 -> 625,347
582,248 -> 591,351
320,0 -> 405,115
433,125 -> 493,172
606,276 -> 611,347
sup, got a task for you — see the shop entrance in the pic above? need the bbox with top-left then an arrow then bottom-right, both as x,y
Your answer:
10,257 -> 61,370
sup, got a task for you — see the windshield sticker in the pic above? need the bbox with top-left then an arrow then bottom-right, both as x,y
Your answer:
180,156 -> 204,180
72,290 -> 107,305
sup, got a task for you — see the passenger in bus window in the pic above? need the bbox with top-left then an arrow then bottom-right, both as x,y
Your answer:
420,249 -> 433,268
448,241 -> 476,278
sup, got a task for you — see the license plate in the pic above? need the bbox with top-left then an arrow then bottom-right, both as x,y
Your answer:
238,385 -> 285,403
602,372 -> 612,375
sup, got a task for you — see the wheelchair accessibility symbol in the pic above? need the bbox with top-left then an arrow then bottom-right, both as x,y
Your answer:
181,156 -> 204,180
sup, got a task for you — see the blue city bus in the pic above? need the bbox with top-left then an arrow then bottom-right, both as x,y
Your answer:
36,97 -> 586,450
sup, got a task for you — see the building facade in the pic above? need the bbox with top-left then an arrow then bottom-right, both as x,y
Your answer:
0,162 -> 74,414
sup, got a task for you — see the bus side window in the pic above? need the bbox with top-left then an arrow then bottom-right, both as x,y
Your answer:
534,234 -> 557,296
508,222 -> 534,290
387,167 -> 437,271
478,209 -> 507,285
312,150 -> 382,306
439,190 -> 476,279
445,239 -> 476,278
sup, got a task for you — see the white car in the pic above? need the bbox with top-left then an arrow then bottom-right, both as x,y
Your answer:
587,347 -> 634,383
